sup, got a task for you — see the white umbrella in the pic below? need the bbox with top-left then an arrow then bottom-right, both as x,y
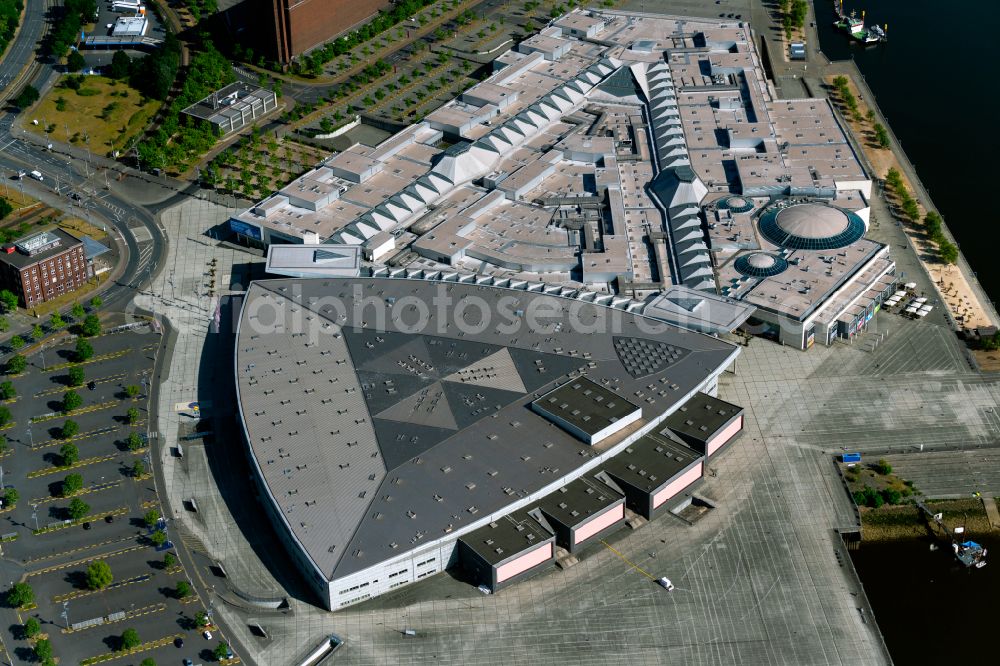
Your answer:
916,309 -> 929,317
904,282 -> 917,289
914,297 -> 928,304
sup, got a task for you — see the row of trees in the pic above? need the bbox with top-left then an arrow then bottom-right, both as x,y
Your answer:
885,168 -> 957,264
46,0 -> 97,58
0,0 -> 22,57
135,41 -> 235,172
780,0 -> 808,38
831,75 -> 862,120
269,0 -> 450,76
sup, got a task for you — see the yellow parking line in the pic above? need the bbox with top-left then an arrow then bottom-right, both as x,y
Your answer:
28,544 -> 143,578
600,540 -> 656,581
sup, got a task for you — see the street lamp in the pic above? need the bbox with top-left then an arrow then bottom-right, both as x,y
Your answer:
31,504 -> 38,531
61,601 -> 70,629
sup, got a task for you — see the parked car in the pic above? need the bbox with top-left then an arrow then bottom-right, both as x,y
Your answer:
202,630 -> 213,640
174,637 -> 184,648
656,577 -> 675,591
82,522 -> 91,530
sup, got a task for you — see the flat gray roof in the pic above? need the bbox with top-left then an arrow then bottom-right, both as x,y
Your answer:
235,277 -> 738,581
600,429 -> 701,494
532,377 -> 638,437
460,512 -> 553,566
534,476 -> 622,530
663,392 -> 743,443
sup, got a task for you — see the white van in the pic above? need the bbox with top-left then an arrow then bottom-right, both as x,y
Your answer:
29,170 -> 43,181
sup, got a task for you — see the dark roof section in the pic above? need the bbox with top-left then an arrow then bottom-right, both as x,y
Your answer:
459,512 -> 553,566
531,377 -> 639,438
235,277 -> 739,582
599,430 -> 701,493
0,228 -> 82,269
534,476 -> 623,529
663,392 -> 743,442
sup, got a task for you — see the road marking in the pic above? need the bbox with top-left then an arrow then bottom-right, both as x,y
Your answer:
30,399 -> 119,423
53,573 -> 151,602
600,540 -> 656,581
30,480 -> 121,505
31,425 -> 120,450
29,544 -> 143,578
27,453 -> 117,478
23,535 -> 137,564
34,373 -> 125,398
63,602 -> 167,633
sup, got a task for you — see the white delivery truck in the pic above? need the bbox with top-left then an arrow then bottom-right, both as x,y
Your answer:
29,170 -> 43,181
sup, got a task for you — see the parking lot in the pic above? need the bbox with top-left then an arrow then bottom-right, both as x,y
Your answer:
0,318 -> 236,666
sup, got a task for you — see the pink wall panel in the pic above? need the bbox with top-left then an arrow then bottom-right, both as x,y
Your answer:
652,462 -> 703,509
496,543 -> 553,583
573,503 -> 624,545
707,415 -> 743,456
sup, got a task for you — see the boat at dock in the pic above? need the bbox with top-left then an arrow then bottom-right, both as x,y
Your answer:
832,5 -> 887,44
953,540 -> 988,568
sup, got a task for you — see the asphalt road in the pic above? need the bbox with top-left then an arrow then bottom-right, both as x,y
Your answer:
0,0 -> 49,104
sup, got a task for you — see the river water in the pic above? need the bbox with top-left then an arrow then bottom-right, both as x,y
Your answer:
850,535 -> 999,662
813,0 -> 1000,303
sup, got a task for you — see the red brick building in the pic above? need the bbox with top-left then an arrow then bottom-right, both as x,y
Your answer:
270,0 -> 388,63
0,230 -> 90,307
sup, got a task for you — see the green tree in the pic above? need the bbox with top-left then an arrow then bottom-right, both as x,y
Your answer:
214,642 -> 232,661
0,316 -> 8,332
126,431 -> 143,451
81,314 -> 101,337
0,434 -> 7,454
68,366 -> 85,387
163,552 -> 177,568
0,406 -> 11,426
5,355 -> 25,375
109,50 -> 131,79
31,324 -> 43,340
874,458 -> 892,475
150,529 -> 167,547
85,559 -> 113,589
143,508 -> 160,528
13,85 -> 39,110
23,617 -> 40,638
132,460 -> 146,477
7,582 -> 33,608
33,638 -> 52,662
60,441 -> 79,464
0,198 -> 11,221
2,487 -> 17,508
195,610 -> 209,626
873,123 -> 890,149
75,338 -> 94,362
62,390 -> 82,412
68,497 -> 90,520
140,659 -> 156,666
0,381 -> 14,400
67,50 -> 86,72
175,580 -> 191,598
127,407 -> 140,424
71,302 -> 85,319
62,473 -> 83,496
9,335 -> 24,350
125,384 -> 140,399
0,290 -> 18,313
120,627 -> 140,650
49,313 -> 65,329
939,241 -> 959,265
89,296 -> 103,309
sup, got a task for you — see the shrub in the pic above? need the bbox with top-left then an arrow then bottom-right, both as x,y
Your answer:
4,355 -> 23,375
143,509 -> 160,528
62,390 -> 83,412
24,617 -> 40,638
175,580 -> 191,598
874,459 -> 892,475
126,431 -> 143,451
75,338 -> 94,361
68,497 -> 90,520
7,582 -> 33,608
68,366 -> 85,386
85,560 -> 113,590
62,473 -> 83,496
61,420 -> 80,440
59,441 -> 79,465
0,381 -> 15,400
120,627 -> 140,650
